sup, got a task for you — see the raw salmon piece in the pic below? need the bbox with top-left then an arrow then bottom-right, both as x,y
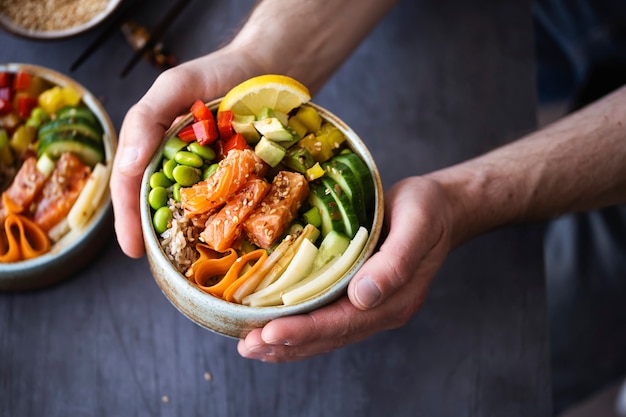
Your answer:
3,157 -> 49,214
33,153 -> 91,232
243,171 -> 309,249
200,176 -> 271,252
181,149 -> 266,217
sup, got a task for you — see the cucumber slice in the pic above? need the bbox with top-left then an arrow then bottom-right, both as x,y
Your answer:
333,152 -> 375,217
38,132 -> 105,167
322,159 -> 366,225
319,177 -> 359,238
312,229 -> 350,270
55,105 -> 99,126
38,116 -> 103,143
308,182 -> 346,237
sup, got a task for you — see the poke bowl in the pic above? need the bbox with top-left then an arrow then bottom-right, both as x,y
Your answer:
0,63 -> 117,291
141,75 -> 384,338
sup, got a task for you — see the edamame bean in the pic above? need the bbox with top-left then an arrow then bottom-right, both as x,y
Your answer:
163,137 -> 187,160
174,150 -> 203,168
173,164 -> 201,186
153,206 -> 173,234
172,183 -> 182,202
188,141 -> 216,161
148,186 -> 169,210
162,158 -> 178,181
149,171 -> 172,188
202,163 -> 219,180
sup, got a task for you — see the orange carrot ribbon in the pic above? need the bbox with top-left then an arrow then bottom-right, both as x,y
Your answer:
0,193 -> 51,263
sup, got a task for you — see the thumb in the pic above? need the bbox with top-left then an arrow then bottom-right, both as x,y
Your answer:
347,179 -> 449,310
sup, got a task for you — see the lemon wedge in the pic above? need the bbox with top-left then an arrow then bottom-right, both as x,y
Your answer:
218,74 -> 311,116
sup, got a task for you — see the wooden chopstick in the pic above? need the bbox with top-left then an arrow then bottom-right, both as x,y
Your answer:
119,0 -> 191,78
70,0 -> 145,71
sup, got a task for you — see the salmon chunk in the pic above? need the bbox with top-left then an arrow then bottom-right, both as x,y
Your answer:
181,149 -> 266,217
3,156 -> 49,215
200,176 -> 271,252
33,153 -> 91,232
243,171 -> 309,249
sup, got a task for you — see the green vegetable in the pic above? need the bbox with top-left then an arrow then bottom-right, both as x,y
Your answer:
153,206 -> 173,234
148,187 -> 169,210
172,164 -> 201,186
323,158 -> 366,224
312,230 -> 350,270
162,158 -> 177,181
174,150 -> 203,168
254,136 -> 285,167
37,131 -> 104,167
202,163 -> 218,180
333,152 -> 375,216
319,177 -> 359,238
38,117 -> 103,143
162,137 -> 187,160
188,141 -> 216,161
302,206 -> 322,228
149,171 -> 172,188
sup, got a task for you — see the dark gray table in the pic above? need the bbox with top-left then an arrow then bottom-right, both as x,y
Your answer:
0,0 -> 551,416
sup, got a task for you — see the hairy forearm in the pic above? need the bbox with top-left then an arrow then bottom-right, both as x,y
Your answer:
429,85 -> 626,247
229,0 -> 399,93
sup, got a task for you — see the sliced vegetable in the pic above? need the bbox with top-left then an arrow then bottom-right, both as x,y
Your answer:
67,163 -> 109,230
312,229 -> 350,270
281,227 -> 368,305
243,238 -> 318,307
37,131 -> 105,167
204,249 -> 267,298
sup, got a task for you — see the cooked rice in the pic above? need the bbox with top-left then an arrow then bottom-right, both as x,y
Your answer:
159,198 -> 201,273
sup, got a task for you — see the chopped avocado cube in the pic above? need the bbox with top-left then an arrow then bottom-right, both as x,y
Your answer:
232,114 -> 260,143
253,117 -> 294,142
256,107 -> 289,125
255,136 -> 286,167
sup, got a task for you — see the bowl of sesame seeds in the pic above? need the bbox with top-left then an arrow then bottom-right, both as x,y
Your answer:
0,0 -> 123,40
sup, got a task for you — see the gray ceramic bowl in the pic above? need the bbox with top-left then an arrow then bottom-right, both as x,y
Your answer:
141,99 -> 384,338
0,0 -> 124,40
0,63 -> 117,291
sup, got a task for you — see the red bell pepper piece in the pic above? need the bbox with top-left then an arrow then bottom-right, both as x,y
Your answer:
221,133 -> 248,155
0,72 -> 12,88
190,99 -> 212,122
17,96 -> 39,119
177,124 -> 197,143
13,71 -> 32,91
217,110 -> 234,139
192,119 -> 219,146
0,98 -> 13,116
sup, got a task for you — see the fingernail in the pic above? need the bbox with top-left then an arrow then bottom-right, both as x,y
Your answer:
355,277 -> 381,309
117,147 -> 138,172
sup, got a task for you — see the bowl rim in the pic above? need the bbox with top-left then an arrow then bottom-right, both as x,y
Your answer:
141,99 -> 384,336
0,0 -> 124,40
0,63 -> 118,278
